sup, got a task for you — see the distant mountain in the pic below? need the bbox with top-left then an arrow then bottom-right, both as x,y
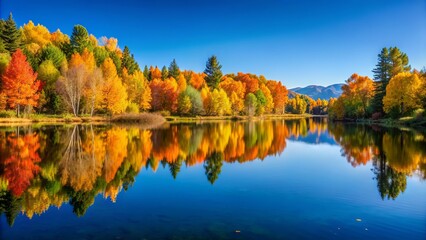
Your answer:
289,84 -> 344,100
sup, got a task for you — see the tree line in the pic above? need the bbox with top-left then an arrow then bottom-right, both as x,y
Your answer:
328,47 -> 426,120
0,14 -> 333,118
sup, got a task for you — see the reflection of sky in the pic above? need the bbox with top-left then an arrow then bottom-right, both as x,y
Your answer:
288,130 -> 337,145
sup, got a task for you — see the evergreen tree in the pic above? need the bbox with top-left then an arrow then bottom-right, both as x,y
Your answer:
109,51 -> 122,75
371,47 -> 410,113
0,13 -> 22,53
0,38 -> 6,53
204,55 -> 222,89
69,25 -> 90,54
168,59 -> 180,79
161,65 -> 168,80
40,44 -> 66,69
121,46 -> 140,74
143,65 -> 150,80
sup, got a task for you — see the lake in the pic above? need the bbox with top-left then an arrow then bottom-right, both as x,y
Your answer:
0,118 -> 425,239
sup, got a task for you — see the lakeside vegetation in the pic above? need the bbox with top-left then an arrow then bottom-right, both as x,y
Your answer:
328,47 -> 426,127
0,14 -> 331,121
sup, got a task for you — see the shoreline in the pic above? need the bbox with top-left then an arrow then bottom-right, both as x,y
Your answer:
332,117 -> 426,131
0,113 -> 316,126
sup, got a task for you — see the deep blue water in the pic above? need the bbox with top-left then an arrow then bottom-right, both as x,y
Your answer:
0,119 -> 425,239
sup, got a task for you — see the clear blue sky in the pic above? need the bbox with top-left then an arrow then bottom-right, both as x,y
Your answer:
2,0 -> 425,88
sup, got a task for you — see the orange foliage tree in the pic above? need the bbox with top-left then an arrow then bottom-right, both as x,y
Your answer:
1,49 -> 41,116
266,80 -> 288,114
235,72 -> 259,96
149,77 -> 178,113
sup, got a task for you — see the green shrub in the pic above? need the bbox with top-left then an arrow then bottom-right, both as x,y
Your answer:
0,110 -> 16,118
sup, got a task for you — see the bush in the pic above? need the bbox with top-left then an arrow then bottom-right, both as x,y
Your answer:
126,102 -> 140,114
0,110 -> 16,118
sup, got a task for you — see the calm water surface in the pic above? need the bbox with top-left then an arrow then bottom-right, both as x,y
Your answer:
0,118 -> 425,239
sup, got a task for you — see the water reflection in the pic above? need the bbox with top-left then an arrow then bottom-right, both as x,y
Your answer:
329,123 -> 426,199
0,119 -> 425,223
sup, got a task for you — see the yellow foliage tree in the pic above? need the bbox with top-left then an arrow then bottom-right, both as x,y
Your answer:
100,58 -> 127,114
51,29 -> 70,47
177,74 -> 187,93
210,88 -> 232,116
22,21 -> 51,53
383,72 -> 422,116
260,84 -> 274,113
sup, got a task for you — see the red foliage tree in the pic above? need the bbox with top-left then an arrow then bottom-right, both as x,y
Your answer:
1,49 -> 40,116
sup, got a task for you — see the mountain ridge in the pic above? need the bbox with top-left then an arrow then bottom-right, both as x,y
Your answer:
289,83 -> 344,100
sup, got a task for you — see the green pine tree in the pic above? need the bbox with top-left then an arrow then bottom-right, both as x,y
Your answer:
0,13 -> 22,53
121,46 -> 140,74
161,65 -> 168,80
168,59 -> 180,79
371,47 -> 410,113
143,65 -> 150,80
204,55 -> 222,89
70,25 -> 90,54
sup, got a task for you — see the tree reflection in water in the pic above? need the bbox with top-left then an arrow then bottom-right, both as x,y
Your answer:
0,119 -> 424,222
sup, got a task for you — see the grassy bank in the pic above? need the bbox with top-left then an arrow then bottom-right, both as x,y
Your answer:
165,114 -> 313,123
333,115 -> 426,131
0,113 -> 312,125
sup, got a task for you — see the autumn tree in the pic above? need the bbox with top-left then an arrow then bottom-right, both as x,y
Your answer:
37,60 -> 61,112
84,68 -> 104,116
150,77 -> 178,113
99,58 -> 127,114
235,72 -> 259,96
122,69 -> 151,112
371,47 -> 410,113
1,49 -> 41,116
57,64 -> 86,116
51,29 -> 70,48
259,84 -> 274,114
383,72 -> 422,117
21,21 -> 51,54
245,93 -> 258,116
178,86 -> 203,116
149,66 -> 162,80
266,80 -> 288,114
100,36 -> 118,52
210,88 -> 232,116
187,71 -> 205,90
286,95 -> 307,114
178,94 -> 192,115
341,74 -> 374,118
204,55 -> 222,89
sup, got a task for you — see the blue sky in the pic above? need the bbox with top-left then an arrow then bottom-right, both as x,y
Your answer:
2,0 -> 425,88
